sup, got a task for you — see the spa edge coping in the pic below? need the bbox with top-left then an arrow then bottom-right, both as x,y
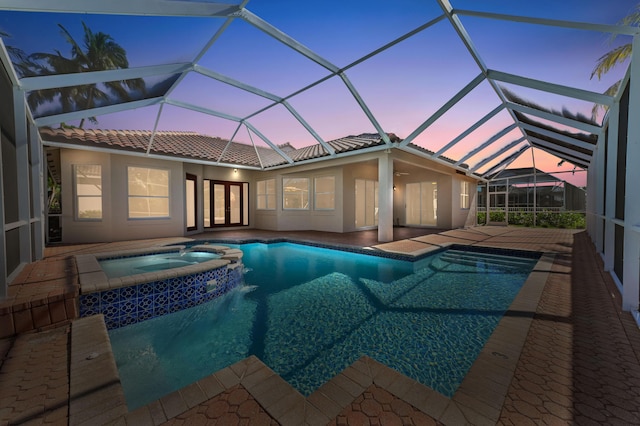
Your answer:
76,244 -> 244,295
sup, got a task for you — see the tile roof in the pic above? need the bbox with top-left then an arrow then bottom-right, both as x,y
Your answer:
38,128 -> 389,169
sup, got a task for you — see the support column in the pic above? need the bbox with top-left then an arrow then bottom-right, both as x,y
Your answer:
594,137 -> 605,252
29,121 -> 44,260
0,125 -> 6,298
485,182 -> 490,224
378,154 -> 393,242
14,88 -> 32,267
622,35 -> 640,313
604,102 -> 619,272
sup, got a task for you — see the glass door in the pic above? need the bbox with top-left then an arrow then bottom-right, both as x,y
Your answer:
207,180 -> 248,227
185,174 -> 197,231
405,181 -> 437,226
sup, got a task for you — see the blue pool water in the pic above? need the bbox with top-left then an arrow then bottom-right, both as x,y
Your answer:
100,251 -> 220,278
108,243 -> 538,410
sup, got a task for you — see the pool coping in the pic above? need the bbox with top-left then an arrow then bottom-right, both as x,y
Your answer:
70,243 -> 553,425
75,244 -> 245,294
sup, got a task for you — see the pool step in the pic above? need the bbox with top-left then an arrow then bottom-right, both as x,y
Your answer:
439,250 -> 535,269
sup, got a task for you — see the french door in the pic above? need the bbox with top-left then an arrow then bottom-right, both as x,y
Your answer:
204,180 -> 249,227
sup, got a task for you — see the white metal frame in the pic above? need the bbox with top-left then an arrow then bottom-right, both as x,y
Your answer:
0,0 -> 639,310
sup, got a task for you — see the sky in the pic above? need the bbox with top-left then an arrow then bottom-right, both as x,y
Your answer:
1,0 -> 637,187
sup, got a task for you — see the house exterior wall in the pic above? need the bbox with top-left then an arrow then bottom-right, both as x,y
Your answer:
60,149 -> 184,243
252,164 -> 347,233
451,175 -> 476,229
55,146 -> 479,243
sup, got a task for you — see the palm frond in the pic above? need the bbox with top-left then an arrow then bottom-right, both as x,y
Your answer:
591,43 -> 632,80
590,81 -> 621,122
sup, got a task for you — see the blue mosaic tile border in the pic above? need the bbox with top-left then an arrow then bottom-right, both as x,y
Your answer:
79,264 -> 243,330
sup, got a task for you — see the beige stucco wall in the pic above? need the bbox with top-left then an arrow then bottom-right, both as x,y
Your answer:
252,164 -> 346,233
60,149 -> 184,243
57,146 -> 479,243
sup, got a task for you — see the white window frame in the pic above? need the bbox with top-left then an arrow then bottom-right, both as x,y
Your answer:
127,166 -> 170,219
257,178 -> 276,210
74,164 -> 102,221
283,177 -> 310,210
314,176 -> 335,211
461,181 -> 470,210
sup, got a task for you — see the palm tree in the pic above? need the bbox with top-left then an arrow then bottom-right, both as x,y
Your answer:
0,29 -> 38,78
590,4 -> 640,120
27,22 -> 145,127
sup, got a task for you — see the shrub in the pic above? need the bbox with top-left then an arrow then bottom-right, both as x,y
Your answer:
476,210 -> 585,229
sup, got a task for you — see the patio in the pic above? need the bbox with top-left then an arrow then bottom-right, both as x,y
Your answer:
1,226 -> 639,425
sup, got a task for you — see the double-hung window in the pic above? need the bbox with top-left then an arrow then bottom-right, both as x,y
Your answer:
461,181 -> 470,209
75,164 -> 102,220
283,177 -> 309,210
314,176 -> 335,210
127,166 -> 170,218
257,178 -> 276,210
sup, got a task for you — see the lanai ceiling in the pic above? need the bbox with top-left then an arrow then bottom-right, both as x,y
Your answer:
0,0 -> 637,181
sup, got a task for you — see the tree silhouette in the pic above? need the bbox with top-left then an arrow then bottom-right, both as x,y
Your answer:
590,4 -> 640,121
27,22 -> 145,127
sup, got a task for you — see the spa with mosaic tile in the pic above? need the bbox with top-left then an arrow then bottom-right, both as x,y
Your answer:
76,245 -> 244,329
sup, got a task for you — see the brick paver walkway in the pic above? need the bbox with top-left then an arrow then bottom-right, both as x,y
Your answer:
0,325 -> 70,424
161,384 -> 279,426
499,232 -> 640,425
328,384 -> 444,426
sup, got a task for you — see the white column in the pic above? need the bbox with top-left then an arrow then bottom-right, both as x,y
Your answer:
604,102 -> 619,272
29,121 -> 44,260
486,182 -> 490,224
593,136 -> 605,252
378,153 -> 394,242
0,124 -> 6,297
622,35 -> 640,313
14,89 -> 32,266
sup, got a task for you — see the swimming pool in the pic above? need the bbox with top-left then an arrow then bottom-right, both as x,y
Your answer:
108,242 -> 539,410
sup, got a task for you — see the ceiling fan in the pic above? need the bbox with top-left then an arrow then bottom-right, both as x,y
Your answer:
394,170 -> 409,176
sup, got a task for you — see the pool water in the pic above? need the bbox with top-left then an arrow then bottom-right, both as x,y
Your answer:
99,251 -> 220,278
108,243 -> 538,410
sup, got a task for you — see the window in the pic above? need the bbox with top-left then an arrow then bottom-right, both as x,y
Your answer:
461,181 -> 470,209
127,166 -> 169,218
185,174 -> 197,230
314,176 -> 335,210
75,164 -> 102,220
203,180 -> 210,227
355,179 -> 378,227
257,178 -> 276,210
283,177 -> 309,210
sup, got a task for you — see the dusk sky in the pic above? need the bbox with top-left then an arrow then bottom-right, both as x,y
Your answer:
1,0 -> 637,186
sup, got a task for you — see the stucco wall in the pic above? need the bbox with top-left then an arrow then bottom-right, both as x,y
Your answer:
57,146 -> 479,243
253,165 -> 346,233
60,150 -> 184,243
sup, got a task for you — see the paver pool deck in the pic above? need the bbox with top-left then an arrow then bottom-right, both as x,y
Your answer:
1,226 -> 639,425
